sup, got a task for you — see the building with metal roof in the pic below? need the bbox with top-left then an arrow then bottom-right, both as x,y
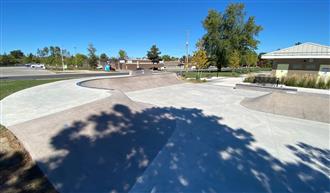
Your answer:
261,42 -> 330,79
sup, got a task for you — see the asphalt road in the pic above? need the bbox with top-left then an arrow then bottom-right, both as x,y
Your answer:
0,66 -> 55,77
0,72 -> 129,80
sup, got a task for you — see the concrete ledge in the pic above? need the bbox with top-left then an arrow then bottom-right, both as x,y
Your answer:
235,83 -> 297,92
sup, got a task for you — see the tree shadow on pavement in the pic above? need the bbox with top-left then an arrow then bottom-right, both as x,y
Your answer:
0,126 -> 57,193
38,104 -> 330,193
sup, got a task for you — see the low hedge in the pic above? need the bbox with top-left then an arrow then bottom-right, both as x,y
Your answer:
244,75 -> 330,89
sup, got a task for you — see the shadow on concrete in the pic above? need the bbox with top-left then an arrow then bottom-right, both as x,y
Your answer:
38,104 -> 329,193
0,127 -> 57,193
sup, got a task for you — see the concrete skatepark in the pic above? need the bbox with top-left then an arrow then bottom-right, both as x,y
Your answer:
1,73 -> 329,193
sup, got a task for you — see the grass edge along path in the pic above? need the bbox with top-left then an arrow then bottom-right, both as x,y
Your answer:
0,79 -> 66,100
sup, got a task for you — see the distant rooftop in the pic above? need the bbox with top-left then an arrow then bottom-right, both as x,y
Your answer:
261,42 -> 330,59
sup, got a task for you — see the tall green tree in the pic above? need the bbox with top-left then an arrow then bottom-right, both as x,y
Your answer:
75,53 -> 88,67
161,55 -> 171,61
228,50 -> 240,70
118,49 -> 127,60
0,53 -> 15,66
241,50 -> 258,67
202,10 -> 223,69
202,3 -> 262,70
192,49 -> 209,69
49,46 -> 61,67
147,45 -> 161,64
100,53 -> 109,63
42,47 -> 49,56
9,50 -> 24,64
87,43 -> 98,68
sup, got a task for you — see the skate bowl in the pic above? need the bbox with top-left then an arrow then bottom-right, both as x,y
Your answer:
78,73 -> 182,92
241,91 -> 330,123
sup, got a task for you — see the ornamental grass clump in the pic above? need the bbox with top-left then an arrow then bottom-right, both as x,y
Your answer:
316,78 -> 326,89
326,79 -> 330,89
282,76 -> 298,87
297,76 -> 307,87
305,77 -> 317,88
243,75 -> 255,83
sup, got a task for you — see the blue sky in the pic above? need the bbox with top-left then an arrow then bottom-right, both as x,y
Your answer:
1,0 -> 329,57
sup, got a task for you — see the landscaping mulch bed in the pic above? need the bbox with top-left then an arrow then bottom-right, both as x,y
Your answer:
0,125 -> 57,193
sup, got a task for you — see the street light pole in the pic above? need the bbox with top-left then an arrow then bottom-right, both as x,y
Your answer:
185,30 -> 189,72
60,46 -> 65,71
74,46 -> 77,68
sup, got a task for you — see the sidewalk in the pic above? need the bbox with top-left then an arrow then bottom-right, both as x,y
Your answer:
206,76 -> 245,87
0,76 -> 128,127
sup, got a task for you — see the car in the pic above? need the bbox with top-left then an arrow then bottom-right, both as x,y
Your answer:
96,65 -> 103,70
208,66 -> 217,71
30,63 -> 45,69
190,66 -> 197,70
160,66 -> 166,71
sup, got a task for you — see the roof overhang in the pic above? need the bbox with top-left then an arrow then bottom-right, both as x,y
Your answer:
261,55 -> 330,59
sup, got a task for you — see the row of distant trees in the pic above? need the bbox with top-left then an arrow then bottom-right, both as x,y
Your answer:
0,44 -> 183,68
1,3 -> 270,70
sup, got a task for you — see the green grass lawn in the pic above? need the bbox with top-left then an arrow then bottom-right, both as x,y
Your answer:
0,79 -> 65,100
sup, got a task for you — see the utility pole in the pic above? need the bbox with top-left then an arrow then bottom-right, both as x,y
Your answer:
185,30 -> 189,72
60,46 -> 65,71
74,46 -> 77,68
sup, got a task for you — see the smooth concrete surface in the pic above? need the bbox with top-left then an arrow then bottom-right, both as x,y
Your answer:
241,91 -> 330,123
9,91 -> 174,193
207,76 -> 245,87
2,76 -> 330,192
79,73 -> 182,92
127,83 -> 330,162
0,76 -> 127,126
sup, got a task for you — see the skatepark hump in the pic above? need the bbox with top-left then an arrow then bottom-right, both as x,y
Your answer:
78,73 -> 182,92
241,91 -> 330,123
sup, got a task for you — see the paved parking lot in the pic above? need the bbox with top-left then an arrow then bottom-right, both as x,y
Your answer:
0,66 -> 54,77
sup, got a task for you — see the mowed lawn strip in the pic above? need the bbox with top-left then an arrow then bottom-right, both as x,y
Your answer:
0,79 -> 65,100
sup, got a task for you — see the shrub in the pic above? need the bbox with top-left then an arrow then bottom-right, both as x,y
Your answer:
297,76 -> 307,87
326,79 -> 330,89
316,78 -> 326,89
244,75 -> 329,89
243,75 -> 255,83
305,77 -> 317,88
283,76 -> 298,87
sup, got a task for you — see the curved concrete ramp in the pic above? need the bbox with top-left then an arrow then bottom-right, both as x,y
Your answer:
241,91 -> 330,123
79,73 -> 182,92
9,90 -> 175,193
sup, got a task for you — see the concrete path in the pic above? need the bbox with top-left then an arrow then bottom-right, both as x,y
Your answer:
0,76 -> 128,126
126,83 -> 330,192
2,76 -> 329,192
207,76 -> 245,87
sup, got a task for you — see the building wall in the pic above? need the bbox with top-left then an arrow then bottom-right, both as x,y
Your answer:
271,59 -> 330,78
114,63 -> 164,70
